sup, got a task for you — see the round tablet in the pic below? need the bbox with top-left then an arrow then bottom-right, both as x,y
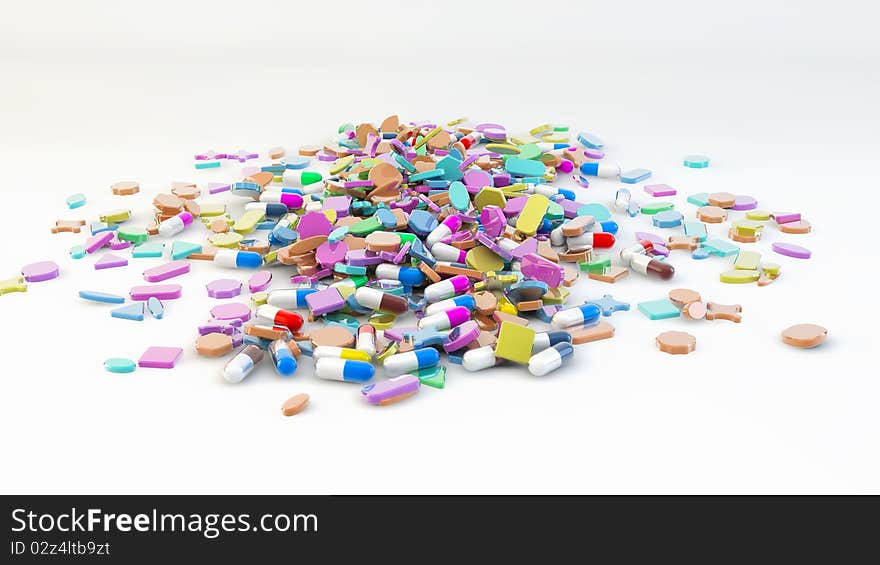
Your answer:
309,326 -> 355,348
282,393 -> 310,416
781,324 -> 827,348
668,288 -> 701,308
104,358 -> 136,373
779,220 -> 811,234
21,261 -> 60,282
298,145 -> 321,156
682,301 -> 707,320
210,302 -> 252,322
656,331 -> 697,355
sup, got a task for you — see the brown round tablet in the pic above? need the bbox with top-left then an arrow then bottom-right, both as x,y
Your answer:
281,393 -> 310,416
781,324 -> 827,348
310,326 -> 355,348
708,192 -> 736,208
779,220 -> 811,234
111,181 -> 140,195
210,219 -> 230,233
668,288 -> 701,308
196,333 -> 233,357
682,301 -> 707,320
656,331 -> 696,354
153,193 -> 185,214
697,206 -> 727,223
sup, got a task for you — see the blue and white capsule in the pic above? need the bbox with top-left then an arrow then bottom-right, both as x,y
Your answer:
314,358 -> 375,383
375,263 -> 425,287
424,294 -> 476,316
269,339 -> 298,376
245,201 -> 290,218
267,287 -> 318,309
383,348 -> 440,377
528,342 -> 574,376
551,303 -> 601,330
579,162 -> 620,178
532,331 -> 572,353
213,248 -> 263,269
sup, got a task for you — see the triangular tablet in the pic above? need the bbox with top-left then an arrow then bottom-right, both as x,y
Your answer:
94,253 -> 128,270
171,241 -> 202,260
417,366 -> 446,389
111,302 -> 145,321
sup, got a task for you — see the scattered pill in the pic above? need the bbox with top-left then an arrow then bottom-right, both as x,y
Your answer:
656,331 -> 697,355
281,393 -> 310,416
781,324 -> 827,348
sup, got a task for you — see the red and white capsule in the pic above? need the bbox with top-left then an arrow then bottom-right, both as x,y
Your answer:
256,305 -> 304,331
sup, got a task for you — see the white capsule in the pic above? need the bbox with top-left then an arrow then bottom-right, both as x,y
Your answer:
429,242 -> 467,263
550,225 -> 566,246
462,346 -> 496,372
528,343 -> 574,376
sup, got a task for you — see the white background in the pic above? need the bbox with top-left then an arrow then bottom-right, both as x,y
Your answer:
1,1 -> 878,494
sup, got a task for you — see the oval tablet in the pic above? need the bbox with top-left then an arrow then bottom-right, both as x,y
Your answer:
281,393 -> 310,416
104,358 -> 136,373
781,324 -> 827,348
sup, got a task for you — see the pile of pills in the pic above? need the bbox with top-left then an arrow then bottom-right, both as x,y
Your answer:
5,116 -> 825,415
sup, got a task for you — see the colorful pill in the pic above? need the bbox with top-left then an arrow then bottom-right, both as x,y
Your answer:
157,211 -> 194,237
566,231 -> 615,249
426,215 -> 462,247
213,248 -> 263,269
361,374 -> 420,406
354,287 -> 409,315
313,346 -> 372,362
551,304 -> 601,329
462,345 -> 497,371
424,275 -> 470,303
429,242 -> 468,263
356,323 -> 376,358
282,170 -> 322,188
259,191 -> 304,209
619,241 -> 653,263
424,294 -> 476,316
417,305 -> 471,331
375,263 -> 426,287
528,342 -> 574,376
269,339 -> 298,376
245,201 -> 289,217
315,358 -> 375,383
628,253 -> 675,280
383,348 -> 440,377
267,287 -> 318,309
223,344 -> 264,383
256,305 -> 304,331
532,330 -> 572,353
579,162 -> 620,178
